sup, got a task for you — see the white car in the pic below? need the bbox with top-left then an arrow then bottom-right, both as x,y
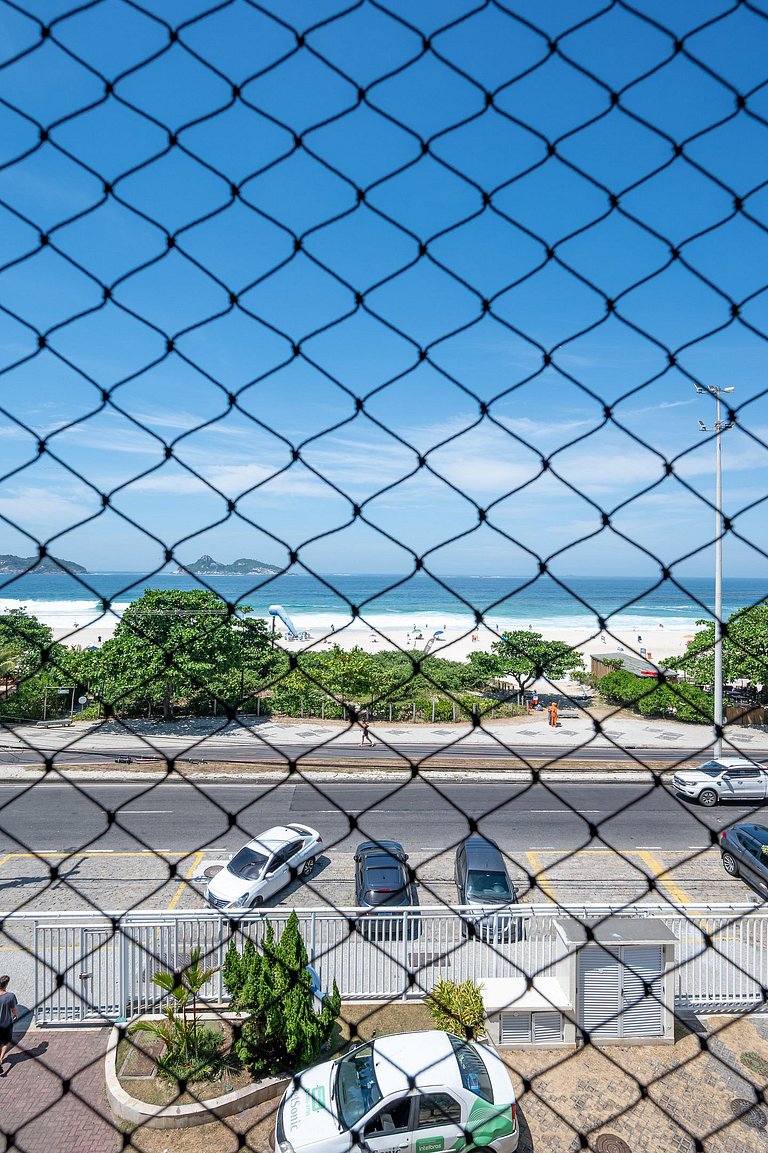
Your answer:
672,758 -> 768,806
205,823 -> 322,911
275,1030 -> 518,1153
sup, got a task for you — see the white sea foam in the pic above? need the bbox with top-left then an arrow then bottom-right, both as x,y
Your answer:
0,598 -> 704,637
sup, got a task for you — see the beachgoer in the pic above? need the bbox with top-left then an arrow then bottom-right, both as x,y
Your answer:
0,974 -> 18,1077
601,634 -> 606,644
471,632 -> 478,643
637,634 -> 642,644
331,624 -> 335,633
361,722 -> 373,747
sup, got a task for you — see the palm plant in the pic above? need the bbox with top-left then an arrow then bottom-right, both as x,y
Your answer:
130,948 -> 226,1082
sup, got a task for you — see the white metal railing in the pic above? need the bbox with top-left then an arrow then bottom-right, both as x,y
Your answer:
17,904 -> 768,1023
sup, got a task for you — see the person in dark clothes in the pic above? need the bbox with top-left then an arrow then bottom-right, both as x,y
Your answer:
0,975 -> 18,1076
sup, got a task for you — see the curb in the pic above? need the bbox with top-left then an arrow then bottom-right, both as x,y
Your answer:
105,1023 -> 288,1129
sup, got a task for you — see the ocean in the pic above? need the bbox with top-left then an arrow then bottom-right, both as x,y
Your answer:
0,571 -> 764,635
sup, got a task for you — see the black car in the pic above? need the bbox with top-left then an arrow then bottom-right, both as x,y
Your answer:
720,823 -> 768,897
354,840 -> 419,937
455,835 -> 522,941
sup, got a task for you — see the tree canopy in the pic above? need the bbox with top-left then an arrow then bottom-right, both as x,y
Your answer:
468,629 -> 585,696
666,601 -> 768,690
95,589 -> 277,719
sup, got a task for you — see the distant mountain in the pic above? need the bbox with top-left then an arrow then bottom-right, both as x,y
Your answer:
177,554 -> 281,576
0,553 -> 88,574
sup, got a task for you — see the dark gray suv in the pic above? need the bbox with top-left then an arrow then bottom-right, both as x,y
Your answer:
455,836 -> 521,941
354,840 -> 419,937
720,823 -> 768,896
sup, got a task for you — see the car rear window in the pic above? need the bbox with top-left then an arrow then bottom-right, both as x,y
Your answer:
448,1036 -> 493,1103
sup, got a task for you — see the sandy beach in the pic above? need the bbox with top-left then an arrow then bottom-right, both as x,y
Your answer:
52,614 -> 690,668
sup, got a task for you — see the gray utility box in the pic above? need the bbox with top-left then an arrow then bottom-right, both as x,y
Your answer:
558,916 -> 677,1045
483,916 -> 677,1049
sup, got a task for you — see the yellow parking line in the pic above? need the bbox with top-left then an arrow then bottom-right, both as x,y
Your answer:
636,850 -> 691,906
0,854 -> 12,870
525,850 -> 556,900
166,850 -> 204,911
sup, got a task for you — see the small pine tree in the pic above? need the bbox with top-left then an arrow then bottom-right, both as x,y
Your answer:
223,914 -> 340,1076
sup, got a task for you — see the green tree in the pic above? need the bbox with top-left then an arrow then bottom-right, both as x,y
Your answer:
0,608 -> 55,678
223,914 -> 340,1076
97,589 -> 274,720
472,630 -> 585,698
666,602 -> 768,693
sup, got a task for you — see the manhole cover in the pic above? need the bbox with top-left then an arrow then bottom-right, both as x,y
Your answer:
741,1051 -> 768,1077
594,1135 -> 632,1153
731,1099 -> 768,1131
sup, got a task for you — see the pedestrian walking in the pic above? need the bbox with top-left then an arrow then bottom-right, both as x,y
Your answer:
361,721 -> 373,747
0,975 -> 18,1077
547,702 -> 558,727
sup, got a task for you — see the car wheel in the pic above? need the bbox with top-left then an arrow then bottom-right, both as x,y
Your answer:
721,852 -> 739,877
251,895 -> 263,908
699,789 -> 719,807
302,856 -> 316,877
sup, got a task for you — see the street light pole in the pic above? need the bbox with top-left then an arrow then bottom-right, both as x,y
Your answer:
696,385 -> 734,759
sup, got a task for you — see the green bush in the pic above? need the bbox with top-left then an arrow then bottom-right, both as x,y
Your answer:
223,913 -> 341,1076
129,948 -> 229,1084
154,1023 -> 232,1084
426,978 -> 487,1041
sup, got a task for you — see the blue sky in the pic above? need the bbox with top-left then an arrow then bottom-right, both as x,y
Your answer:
1,0 -> 767,580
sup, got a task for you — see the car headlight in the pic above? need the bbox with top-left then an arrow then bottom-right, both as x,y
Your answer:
233,891 -> 251,908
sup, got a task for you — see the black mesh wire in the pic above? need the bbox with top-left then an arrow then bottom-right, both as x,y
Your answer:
1,1 -> 768,1150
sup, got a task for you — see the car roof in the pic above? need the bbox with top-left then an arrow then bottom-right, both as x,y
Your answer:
244,825 -> 306,853
372,1031 -> 461,1095
735,823 -> 768,844
461,836 -> 507,871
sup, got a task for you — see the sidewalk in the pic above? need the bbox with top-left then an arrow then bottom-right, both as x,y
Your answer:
5,1015 -> 768,1152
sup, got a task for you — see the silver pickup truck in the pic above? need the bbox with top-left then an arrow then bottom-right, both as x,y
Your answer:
672,758 -> 768,807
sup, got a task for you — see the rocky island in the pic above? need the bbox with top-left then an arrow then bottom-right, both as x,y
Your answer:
176,554 -> 282,576
0,553 -> 88,574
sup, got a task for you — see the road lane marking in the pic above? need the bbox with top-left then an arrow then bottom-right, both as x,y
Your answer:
525,850 -> 556,899
636,850 -> 691,906
167,851 -> 205,911
120,810 -> 173,814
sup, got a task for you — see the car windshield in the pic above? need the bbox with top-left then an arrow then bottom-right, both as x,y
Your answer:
335,1043 -> 382,1129
690,766 -> 728,777
227,847 -> 269,880
466,870 -> 512,901
448,1036 -> 493,1103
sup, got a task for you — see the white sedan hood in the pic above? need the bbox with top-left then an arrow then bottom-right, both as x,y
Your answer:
207,864 -> 252,905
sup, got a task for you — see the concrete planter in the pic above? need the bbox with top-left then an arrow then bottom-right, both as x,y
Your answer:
105,1023 -> 289,1129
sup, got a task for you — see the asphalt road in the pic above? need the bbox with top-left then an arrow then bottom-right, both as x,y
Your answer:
0,779 -> 755,854
0,741 -> 735,768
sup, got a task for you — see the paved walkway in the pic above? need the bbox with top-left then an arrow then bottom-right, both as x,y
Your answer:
5,1015 -> 768,1152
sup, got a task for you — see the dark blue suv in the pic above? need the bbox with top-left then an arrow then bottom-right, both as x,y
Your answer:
720,823 -> 768,897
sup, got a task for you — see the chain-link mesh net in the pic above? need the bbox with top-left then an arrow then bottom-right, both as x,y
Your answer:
1,0 -> 768,1150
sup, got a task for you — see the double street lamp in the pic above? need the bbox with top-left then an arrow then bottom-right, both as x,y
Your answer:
696,384 -> 734,758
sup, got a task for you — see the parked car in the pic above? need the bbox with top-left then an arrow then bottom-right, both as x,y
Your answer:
455,835 -> 522,941
354,840 -> 419,937
205,823 -> 322,911
672,758 -> 768,806
275,1030 -> 519,1153
720,823 -> 768,895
